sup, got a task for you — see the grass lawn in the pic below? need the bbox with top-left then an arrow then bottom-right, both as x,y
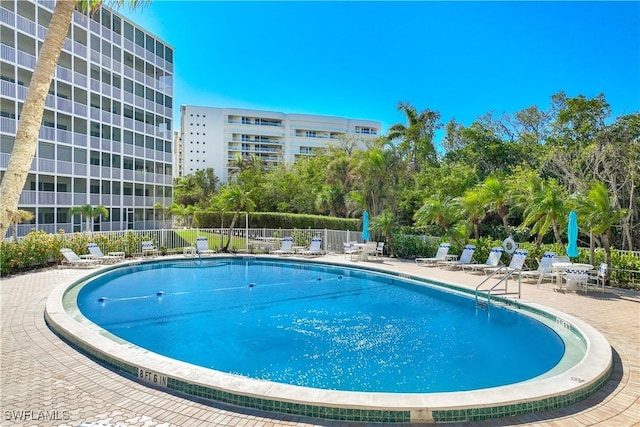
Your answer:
175,230 -> 225,249
174,229 -> 250,251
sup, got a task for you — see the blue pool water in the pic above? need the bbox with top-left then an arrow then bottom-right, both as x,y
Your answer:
77,258 -> 564,393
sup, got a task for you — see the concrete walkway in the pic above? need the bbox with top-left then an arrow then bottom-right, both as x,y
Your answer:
1,255 -> 638,426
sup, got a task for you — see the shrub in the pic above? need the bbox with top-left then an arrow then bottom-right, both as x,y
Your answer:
392,234 -> 438,258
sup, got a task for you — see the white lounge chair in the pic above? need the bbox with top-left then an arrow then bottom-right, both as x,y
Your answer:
438,244 -> 475,269
484,249 -> 528,276
60,248 -> 100,268
87,243 -> 124,263
519,251 -> 556,286
195,237 -> 217,256
415,243 -> 450,266
141,241 -> 159,257
271,237 -> 294,255
462,247 -> 504,273
300,237 -> 322,256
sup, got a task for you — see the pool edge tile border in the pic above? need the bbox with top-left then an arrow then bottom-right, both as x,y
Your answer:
44,256 -> 613,424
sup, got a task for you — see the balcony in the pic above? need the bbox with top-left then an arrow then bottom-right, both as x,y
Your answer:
73,101 -> 87,116
0,7 -> 15,27
90,48 -> 100,64
18,50 -> 36,71
16,84 -> 27,100
38,191 -> 55,205
56,129 -> 72,144
39,126 -> 55,142
0,153 -> 9,168
72,11 -> 88,28
19,190 -> 37,205
100,81 -> 111,96
73,193 -> 87,205
56,97 -> 73,113
37,158 -> 56,173
90,77 -> 100,92
0,43 -> 15,63
1,79 -> 14,98
56,160 -> 73,175
73,163 -> 87,176
73,71 -> 87,88
74,133 -> 87,148
55,65 -> 73,83
73,41 -> 87,58
57,193 -> 72,205
90,106 -> 100,120
16,14 -> 36,38
0,117 -> 16,134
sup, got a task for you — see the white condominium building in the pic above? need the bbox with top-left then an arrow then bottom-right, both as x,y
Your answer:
179,106 -> 381,183
0,0 -> 174,236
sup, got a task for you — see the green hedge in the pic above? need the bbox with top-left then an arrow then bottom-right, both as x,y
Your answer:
195,211 -> 359,231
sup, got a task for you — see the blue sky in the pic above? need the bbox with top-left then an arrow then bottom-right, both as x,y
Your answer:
119,1 -> 640,135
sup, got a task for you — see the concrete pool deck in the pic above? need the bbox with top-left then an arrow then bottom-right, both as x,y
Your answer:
1,254 -> 639,426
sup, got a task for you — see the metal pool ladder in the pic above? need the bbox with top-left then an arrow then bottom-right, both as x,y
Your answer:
474,268 -> 522,310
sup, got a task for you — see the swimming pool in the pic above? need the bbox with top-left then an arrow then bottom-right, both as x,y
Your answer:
77,258 -> 564,393
46,256 -> 612,423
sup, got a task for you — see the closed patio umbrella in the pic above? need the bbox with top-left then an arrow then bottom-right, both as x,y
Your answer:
566,211 -> 579,258
362,211 -> 370,242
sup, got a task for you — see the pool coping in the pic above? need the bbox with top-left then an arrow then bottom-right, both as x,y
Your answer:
44,255 -> 613,424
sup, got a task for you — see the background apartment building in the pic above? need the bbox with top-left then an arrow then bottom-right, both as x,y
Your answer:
0,0 -> 174,237
179,106 -> 381,183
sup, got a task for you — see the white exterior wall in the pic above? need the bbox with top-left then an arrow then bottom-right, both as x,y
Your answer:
180,106 -> 380,182
0,0 -> 174,235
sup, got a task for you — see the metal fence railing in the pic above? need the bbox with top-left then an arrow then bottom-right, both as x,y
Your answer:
57,228 -> 369,255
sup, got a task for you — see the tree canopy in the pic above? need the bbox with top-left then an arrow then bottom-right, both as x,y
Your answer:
174,93 -> 638,252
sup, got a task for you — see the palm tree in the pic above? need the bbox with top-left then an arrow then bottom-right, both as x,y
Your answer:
480,176 -> 511,235
219,184 -> 256,252
387,101 -> 440,170
68,205 -> 109,232
169,203 -> 195,228
353,143 -> 405,217
7,209 -> 34,242
315,184 -> 344,217
153,202 -> 169,228
520,178 -> 568,249
413,196 -> 459,234
457,189 -> 486,240
370,210 -> 397,257
0,0 -> 148,239
575,181 -> 628,271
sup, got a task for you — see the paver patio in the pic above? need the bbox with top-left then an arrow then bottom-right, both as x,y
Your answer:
1,254 -> 638,426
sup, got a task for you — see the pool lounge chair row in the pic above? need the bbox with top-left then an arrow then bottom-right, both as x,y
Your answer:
416,243 -> 523,276
267,237 -> 324,256
60,244 -> 126,268
59,241 -> 162,267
